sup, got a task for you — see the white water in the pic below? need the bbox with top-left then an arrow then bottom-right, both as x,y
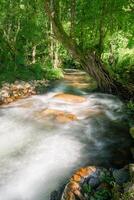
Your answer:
0,83 -> 132,200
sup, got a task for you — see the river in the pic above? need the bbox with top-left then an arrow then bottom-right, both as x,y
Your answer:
0,70 -> 133,200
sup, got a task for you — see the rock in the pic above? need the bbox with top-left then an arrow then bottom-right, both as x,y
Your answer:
79,109 -> 103,119
6,97 -> 13,103
0,96 -> 3,105
16,84 -> 23,90
113,168 -> 130,185
24,83 -> 31,88
3,98 -> 8,104
14,80 -> 20,85
2,86 -> 10,91
86,168 -> 102,188
1,90 -> 9,98
122,164 -> 134,194
0,80 -> 48,106
31,90 -> 36,95
61,166 -> 96,200
130,127 -> 134,138
2,83 -> 10,88
131,148 -> 134,159
53,93 -> 86,103
23,89 -> 28,94
12,85 -> 18,91
71,166 -> 97,183
60,166 -> 116,200
88,177 -> 100,188
56,113 -> 77,123
35,109 -> 77,123
129,164 -> 134,180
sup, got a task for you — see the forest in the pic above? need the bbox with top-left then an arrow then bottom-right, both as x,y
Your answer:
0,0 -> 134,200
0,0 -> 133,90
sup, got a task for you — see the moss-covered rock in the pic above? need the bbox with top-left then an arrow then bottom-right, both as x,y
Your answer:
130,127 -> 134,139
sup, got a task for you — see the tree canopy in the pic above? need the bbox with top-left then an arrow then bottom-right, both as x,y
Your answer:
0,0 -> 133,97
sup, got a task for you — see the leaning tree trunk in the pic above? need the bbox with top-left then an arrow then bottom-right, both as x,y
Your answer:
44,0 -> 133,99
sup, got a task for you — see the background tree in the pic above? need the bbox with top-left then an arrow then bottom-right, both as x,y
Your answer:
45,0 -> 134,98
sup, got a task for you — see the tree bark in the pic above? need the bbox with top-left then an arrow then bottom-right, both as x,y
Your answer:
70,0 -> 76,39
49,0 -> 61,68
98,0 -> 106,56
32,45 -> 36,64
44,0 -> 133,99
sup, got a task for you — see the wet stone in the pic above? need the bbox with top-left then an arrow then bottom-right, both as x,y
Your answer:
113,168 -> 130,185
53,93 -> 86,103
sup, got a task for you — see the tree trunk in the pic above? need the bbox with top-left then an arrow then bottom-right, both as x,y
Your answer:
44,0 -> 133,99
54,41 -> 61,68
49,0 -> 60,68
32,45 -> 36,64
98,0 -> 106,56
70,0 -> 76,39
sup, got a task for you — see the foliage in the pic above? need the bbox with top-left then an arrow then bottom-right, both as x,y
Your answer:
100,171 -> 114,185
102,31 -> 134,84
119,191 -> 134,200
0,63 -> 63,86
43,66 -> 64,80
0,0 -> 63,83
82,183 -> 92,194
90,189 -> 112,200
127,101 -> 134,113
82,170 -> 114,200
125,101 -> 134,126
0,0 -> 134,89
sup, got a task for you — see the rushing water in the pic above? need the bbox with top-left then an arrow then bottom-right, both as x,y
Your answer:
0,70 -> 133,200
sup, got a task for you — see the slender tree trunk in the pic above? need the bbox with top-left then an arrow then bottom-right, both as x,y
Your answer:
45,0 -> 132,99
70,0 -> 76,39
50,21 -> 54,62
32,45 -> 36,64
98,0 -> 106,56
50,22 -> 60,68
54,41 -> 61,68
49,0 -> 60,68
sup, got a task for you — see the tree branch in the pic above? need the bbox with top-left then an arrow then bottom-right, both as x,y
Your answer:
45,0 -> 83,61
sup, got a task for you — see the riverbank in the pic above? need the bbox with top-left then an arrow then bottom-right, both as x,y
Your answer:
50,125 -> 134,200
0,79 -> 49,105
53,164 -> 134,200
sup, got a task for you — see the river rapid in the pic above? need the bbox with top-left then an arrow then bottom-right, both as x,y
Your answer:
0,70 -> 133,200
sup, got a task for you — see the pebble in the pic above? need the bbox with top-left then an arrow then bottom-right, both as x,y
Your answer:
0,80 -> 49,105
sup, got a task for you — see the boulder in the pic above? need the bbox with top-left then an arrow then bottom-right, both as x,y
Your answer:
112,167 -> 130,185
35,109 -> 77,123
53,93 -> 86,103
60,166 -> 114,200
130,127 -> 134,138
129,164 -> 134,180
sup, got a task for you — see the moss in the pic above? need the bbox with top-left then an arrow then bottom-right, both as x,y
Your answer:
130,127 -> 134,138
120,191 -> 134,200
